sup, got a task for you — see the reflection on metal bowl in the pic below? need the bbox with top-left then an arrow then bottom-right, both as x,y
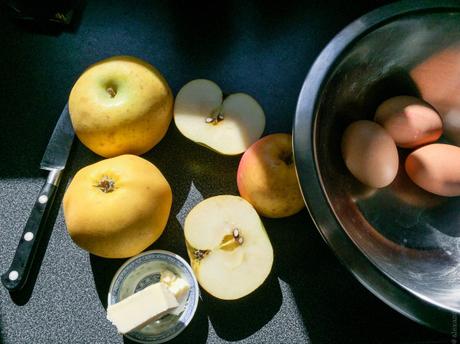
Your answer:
294,0 -> 460,333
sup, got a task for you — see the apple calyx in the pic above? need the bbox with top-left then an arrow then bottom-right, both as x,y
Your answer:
95,175 -> 115,193
192,249 -> 210,261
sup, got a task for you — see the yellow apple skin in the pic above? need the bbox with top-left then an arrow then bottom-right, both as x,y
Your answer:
237,133 -> 305,218
63,155 -> 172,258
69,56 -> 173,158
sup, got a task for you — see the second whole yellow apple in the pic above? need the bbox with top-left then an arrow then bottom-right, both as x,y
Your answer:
69,56 -> 173,158
63,155 -> 172,258
237,133 -> 305,218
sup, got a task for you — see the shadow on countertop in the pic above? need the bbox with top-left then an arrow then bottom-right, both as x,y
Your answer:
264,213 -> 452,344
198,273 -> 282,342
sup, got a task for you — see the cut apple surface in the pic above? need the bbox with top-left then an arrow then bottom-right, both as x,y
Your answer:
184,195 -> 274,300
174,79 -> 265,155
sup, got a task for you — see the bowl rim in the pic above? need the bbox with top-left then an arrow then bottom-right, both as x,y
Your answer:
293,0 -> 460,334
107,249 -> 200,343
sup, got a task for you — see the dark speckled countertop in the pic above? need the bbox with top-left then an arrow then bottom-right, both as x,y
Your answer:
0,1 -> 451,343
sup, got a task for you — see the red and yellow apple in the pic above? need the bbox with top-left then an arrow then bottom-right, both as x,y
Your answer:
69,56 -> 173,158
237,133 -> 305,218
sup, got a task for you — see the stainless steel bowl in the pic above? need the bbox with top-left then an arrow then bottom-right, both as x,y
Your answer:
293,0 -> 460,333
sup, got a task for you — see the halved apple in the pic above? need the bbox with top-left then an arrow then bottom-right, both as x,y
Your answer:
184,195 -> 274,300
174,79 -> 265,155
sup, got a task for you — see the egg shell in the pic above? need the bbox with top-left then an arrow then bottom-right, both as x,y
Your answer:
341,120 -> 399,188
405,143 -> 460,197
390,154 -> 444,208
374,96 -> 443,148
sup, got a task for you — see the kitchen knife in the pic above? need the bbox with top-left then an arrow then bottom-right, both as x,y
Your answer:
1,104 -> 74,292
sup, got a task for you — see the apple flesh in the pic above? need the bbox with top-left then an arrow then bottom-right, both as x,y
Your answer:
174,79 -> 265,155
237,133 -> 305,218
184,195 -> 274,300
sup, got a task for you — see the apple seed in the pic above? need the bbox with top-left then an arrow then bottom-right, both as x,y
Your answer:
205,110 -> 224,125
232,228 -> 244,245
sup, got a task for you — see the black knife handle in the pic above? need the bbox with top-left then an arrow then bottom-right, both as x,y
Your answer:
1,170 -> 61,292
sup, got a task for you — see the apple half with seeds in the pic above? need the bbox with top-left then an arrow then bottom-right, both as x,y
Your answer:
184,195 -> 274,300
174,79 -> 265,155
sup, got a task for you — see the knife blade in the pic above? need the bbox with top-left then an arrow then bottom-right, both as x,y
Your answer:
1,104 -> 74,292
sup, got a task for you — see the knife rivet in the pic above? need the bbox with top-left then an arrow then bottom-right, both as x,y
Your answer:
24,232 -> 34,241
8,270 -> 18,281
38,195 -> 48,204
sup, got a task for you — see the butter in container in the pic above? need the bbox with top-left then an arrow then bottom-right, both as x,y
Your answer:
107,250 -> 199,343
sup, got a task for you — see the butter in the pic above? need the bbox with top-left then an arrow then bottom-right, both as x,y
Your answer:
160,270 -> 190,299
160,270 -> 190,315
107,282 -> 178,334
169,277 -> 190,299
160,270 -> 176,285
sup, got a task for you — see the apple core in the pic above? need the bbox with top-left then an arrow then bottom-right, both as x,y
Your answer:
205,108 -> 225,125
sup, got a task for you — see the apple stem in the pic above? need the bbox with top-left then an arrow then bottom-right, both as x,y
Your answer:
281,153 -> 293,165
95,175 -> 115,193
106,87 -> 116,98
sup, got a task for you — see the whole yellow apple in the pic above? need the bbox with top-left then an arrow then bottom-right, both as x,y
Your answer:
69,56 -> 173,158
237,133 -> 304,218
63,155 -> 172,258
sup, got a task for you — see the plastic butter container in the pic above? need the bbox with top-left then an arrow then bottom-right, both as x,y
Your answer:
108,250 -> 199,343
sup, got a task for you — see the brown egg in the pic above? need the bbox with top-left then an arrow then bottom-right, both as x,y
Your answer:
374,96 -> 443,148
390,155 -> 444,208
341,120 -> 399,188
410,47 -> 460,145
405,143 -> 460,197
